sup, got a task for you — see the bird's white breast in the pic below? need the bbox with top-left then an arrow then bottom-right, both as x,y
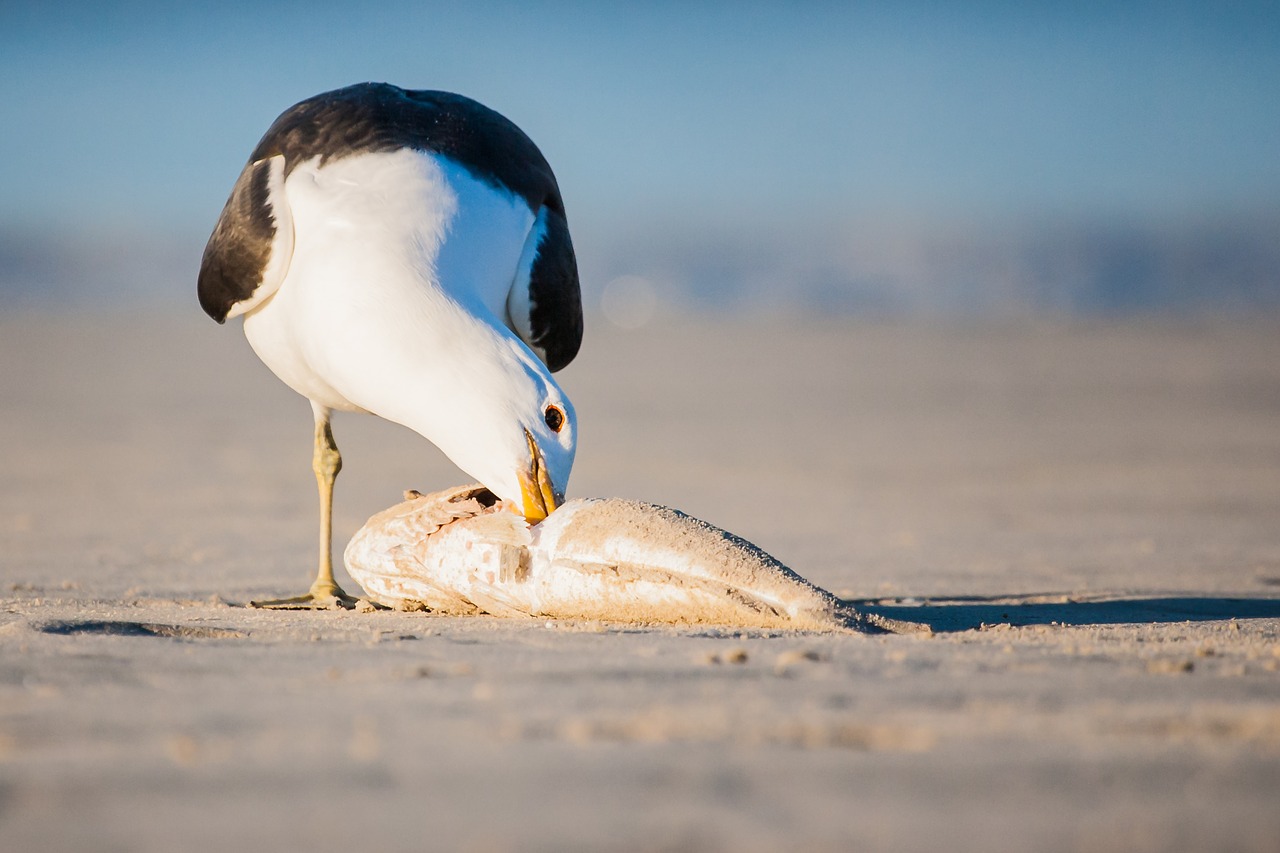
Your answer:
241,148 -> 537,418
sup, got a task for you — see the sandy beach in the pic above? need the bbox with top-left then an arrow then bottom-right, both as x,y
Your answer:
2,311 -> 1278,852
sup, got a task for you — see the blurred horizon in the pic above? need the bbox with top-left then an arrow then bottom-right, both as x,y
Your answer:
3,1 -> 1278,319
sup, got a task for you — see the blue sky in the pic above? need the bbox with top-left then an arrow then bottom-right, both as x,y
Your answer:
4,2 -> 1278,231
2,2 -> 1278,313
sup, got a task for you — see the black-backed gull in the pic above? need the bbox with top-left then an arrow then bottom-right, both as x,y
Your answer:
198,83 -> 583,608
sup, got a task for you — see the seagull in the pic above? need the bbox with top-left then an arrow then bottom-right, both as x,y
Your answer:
198,83 -> 582,608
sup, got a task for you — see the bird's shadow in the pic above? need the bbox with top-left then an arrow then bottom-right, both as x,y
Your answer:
844,594 -> 1280,633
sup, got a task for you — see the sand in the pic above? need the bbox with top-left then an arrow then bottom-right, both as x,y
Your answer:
2,311 -> 1279,852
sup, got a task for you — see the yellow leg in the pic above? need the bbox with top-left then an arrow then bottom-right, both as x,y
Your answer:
250,406 -> 359,610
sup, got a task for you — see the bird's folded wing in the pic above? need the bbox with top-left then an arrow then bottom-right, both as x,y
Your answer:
197,154 -> 294,323
506,204 -> 583,373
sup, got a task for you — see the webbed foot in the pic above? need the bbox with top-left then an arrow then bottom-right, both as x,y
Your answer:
249,579 -> 361,610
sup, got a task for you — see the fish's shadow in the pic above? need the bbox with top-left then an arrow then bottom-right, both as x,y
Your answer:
845,594 -> 1280,633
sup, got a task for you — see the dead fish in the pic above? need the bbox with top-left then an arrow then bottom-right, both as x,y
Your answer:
344,484 -> 891,632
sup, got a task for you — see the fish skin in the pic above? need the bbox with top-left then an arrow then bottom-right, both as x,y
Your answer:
345,484 -> 891,632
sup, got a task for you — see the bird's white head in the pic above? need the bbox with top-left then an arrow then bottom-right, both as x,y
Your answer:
419,334 -> 577,523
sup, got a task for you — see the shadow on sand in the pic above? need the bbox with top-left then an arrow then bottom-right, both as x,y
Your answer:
847,594 -> 1280,634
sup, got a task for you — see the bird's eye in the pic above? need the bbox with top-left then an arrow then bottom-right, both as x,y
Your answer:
544,405 -> 565,433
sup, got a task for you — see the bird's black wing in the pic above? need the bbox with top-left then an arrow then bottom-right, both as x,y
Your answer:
511,202 -> 582,373
197,154 -> 293,323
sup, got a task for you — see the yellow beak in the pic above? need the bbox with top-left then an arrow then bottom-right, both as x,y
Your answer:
518,429 -> 563,522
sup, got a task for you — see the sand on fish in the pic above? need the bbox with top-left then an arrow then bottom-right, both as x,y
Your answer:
343,484 -> 888,631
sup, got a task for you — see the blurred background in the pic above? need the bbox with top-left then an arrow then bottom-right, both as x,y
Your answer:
2,0 -> 1278,321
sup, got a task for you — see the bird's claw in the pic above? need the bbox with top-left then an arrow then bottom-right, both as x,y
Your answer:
248,579 -> 363,610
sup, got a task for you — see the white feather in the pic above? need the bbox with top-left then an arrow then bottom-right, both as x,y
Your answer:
240,148 -> 573,505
